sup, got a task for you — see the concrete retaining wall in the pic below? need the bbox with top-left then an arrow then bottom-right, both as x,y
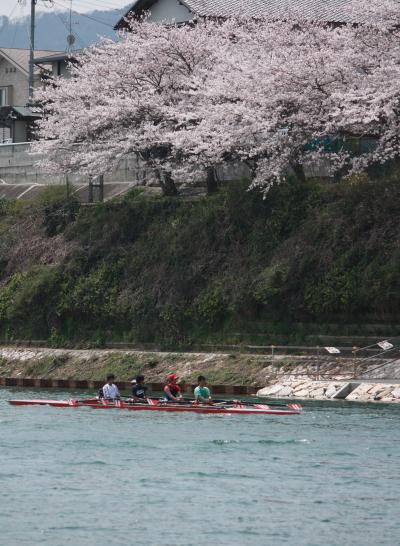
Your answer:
0,376 -> 258,395
0,142 -> 250,188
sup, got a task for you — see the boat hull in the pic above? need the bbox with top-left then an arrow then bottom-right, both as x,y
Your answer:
8,399 -> 301,415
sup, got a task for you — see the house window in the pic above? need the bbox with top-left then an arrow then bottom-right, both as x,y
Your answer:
0,87 -> 9,106
0,126 -> 11,143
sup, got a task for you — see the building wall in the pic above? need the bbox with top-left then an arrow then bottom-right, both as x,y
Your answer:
0,57 -> 28,106
146,0 -> 193,23
13,121 -> 27,143
48,60 -> 71,79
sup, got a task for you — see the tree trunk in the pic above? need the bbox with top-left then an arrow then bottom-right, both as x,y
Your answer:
160,170 -> 178,196
291,162 -> 307,183
205,166 -> 219,194
244,159 -> 257,179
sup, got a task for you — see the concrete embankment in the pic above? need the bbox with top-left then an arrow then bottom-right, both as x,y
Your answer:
257,380 -> 400,403
0,345 -> 363,386
0,346 -> 399,402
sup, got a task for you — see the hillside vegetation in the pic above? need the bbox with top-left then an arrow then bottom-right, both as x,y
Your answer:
0,175 -> 399,346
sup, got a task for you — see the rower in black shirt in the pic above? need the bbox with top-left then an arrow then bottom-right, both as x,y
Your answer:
130,375 -> 148,402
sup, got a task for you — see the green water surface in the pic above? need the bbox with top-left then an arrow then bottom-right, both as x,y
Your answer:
1,388 -> 399,546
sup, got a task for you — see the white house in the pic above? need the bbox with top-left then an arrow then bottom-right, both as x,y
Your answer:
34,50 -> 80,80
114,0 -> 355,28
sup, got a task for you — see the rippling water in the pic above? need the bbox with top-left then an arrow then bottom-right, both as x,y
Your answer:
1,388 -> 400,546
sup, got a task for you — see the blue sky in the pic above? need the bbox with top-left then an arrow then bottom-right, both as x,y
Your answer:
0,0 -> 130,18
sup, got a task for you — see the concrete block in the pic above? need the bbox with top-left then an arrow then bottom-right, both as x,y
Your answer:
293,388 -> 311,398
332,382 -> 359,399
325,384 -> 339,398
309,387 -> 326,398
391,388 -> 400,399
346,383 -> 374,401
257,384 -> 283,396
374,387 -> 395,400
276,386 -> 293,397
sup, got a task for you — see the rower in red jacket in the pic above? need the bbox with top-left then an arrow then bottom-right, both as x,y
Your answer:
163,373 -> 183,402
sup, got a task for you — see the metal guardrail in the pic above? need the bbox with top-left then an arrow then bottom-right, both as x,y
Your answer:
0,339 -> 395,357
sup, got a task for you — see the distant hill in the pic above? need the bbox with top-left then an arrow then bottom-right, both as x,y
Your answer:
0,6 -> 130,51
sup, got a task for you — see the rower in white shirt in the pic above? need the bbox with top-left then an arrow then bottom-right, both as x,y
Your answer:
101,374 -> 120,400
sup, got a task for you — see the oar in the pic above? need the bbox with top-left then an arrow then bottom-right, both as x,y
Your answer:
148,397 -> 298,410
205,399 -> 302,411
179,395 -> 294,407
180,397 -> 292,407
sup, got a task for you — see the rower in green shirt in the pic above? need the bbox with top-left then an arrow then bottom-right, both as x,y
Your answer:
194,375 -> 212,404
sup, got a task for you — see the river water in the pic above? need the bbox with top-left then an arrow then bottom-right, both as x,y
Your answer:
1,388 -> 399,546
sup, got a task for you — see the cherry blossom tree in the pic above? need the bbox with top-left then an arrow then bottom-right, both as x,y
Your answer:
172,2 -> 400,191
33,18 -> 226,195
33,1 -> 400,194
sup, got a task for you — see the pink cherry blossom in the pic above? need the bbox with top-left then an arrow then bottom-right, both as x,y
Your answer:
32,1 -> 400,193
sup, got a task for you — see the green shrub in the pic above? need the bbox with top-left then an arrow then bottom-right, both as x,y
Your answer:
0,174 -> 398,343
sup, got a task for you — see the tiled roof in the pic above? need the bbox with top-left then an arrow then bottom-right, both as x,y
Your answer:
183,0 -> 355,22
116,0 -> 358,26
13,106 -> 42,118
34,50 -> 82,64
0,48 -> 64,75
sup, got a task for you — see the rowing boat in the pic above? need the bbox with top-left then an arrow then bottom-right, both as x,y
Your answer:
8,398 -> 302,415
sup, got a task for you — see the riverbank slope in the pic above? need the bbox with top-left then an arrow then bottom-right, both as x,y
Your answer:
0,176 -> 399,345
0,345 -> 395,385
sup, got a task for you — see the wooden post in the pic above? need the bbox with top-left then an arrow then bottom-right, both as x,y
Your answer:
88,175 -> 93,203
99,174 -> 104,202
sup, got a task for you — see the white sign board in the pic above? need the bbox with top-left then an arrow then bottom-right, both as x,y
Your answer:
325,346 -> 341,354
377,340 -> 394,351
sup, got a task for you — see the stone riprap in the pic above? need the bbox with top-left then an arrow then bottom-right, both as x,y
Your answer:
346,383 -> 400,403
257,380 -> 400,403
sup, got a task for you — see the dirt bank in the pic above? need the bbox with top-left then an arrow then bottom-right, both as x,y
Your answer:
0,346 -> 390,386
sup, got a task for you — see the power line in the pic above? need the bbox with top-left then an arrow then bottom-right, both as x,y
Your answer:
52,0 -> 119,27
53,5 -> 86,48
0,2 -> 21,38
68,0 -> 129,11
11,1 -> 27,46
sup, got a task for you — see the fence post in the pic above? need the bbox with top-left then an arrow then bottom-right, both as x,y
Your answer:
99,174 -> 104,203
66,174 -> 70,198
88,175 -> 93,203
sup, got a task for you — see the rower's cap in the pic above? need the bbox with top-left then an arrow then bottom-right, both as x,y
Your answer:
168,373 -> 178,381
131,379 -> 137,384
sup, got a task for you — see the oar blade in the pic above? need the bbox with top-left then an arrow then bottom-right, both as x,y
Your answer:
287,403 -> 302,412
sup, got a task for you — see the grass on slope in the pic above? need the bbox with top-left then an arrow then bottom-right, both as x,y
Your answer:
0,175 -> 398,346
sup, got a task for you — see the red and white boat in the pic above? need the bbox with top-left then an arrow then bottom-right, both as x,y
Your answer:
8,398 -> 302,415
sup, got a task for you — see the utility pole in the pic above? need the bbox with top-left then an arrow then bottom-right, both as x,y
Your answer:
28,0 -> 38,101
